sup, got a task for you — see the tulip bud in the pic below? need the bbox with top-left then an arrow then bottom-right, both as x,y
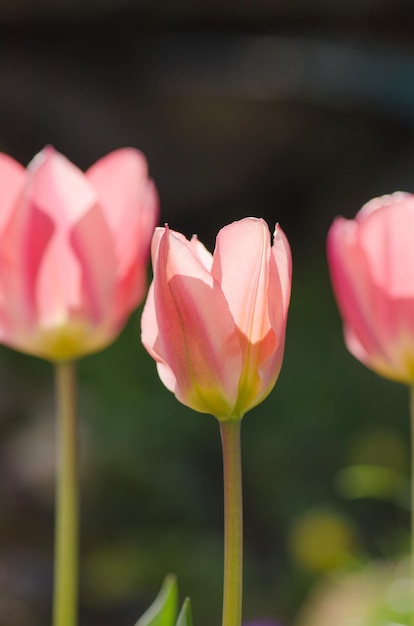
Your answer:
0,146 -> 158,360
141,218 -> 292,420
327,192 -> 414,383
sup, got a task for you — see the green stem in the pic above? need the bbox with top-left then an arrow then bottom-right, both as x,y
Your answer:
53,361 -> 79,626
220,419 -> 243,626
410,385 -> 414,625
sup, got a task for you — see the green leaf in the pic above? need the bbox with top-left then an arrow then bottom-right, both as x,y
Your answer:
135,575 -> 178,626
176,598 -> 193,626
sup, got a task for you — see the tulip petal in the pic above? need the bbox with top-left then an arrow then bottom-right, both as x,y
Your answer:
152,228 -> 213,271
271,224 -> 292,322
70,205 -> 117,326
141,282 -> 178,393
150,228 -> 242,419
358,194 -> 414,298
327,217 -> 394,374
86,148 -> 158,273
252,224 -> 292,409
0,155 -> 55,339
141,228 -> 184,393
86,148 -> 148,231
212,218 -> 272,341
87,149 -> 159,323
22,149 -> 98,329
212,218 -> 282,415
111,180 -> 158,322
189,235 -> 213,271
27,147 -> 97,224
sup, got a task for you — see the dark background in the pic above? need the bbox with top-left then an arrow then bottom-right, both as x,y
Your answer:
0,1 -> 414,625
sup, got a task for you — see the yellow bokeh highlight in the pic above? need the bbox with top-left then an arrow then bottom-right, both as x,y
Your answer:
289,508 -> 356,572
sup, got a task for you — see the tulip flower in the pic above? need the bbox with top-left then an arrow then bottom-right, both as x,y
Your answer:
0,146 -> 158,361
141,217 -> 292,421
327,191 -> 414,384
141,217 -> 291,626
0,146 -> 158,626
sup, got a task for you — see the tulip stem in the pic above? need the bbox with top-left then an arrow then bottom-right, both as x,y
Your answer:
411,385 -> 414,624
53,361 -> 79,626
220,419 -> 243,626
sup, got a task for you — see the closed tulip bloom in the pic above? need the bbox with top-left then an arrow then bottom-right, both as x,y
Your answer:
141,218 -> 292,420
0,146 -> 158,360
327,192 -> 414,383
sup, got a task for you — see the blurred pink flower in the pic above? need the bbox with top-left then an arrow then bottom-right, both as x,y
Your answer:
0,146 -> 158,360
141,217 -> 292,420
327,191 -> 414,383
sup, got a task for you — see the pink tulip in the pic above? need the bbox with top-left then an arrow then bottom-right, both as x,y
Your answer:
141,218 -> 292,420
327,192 -> 414,383
0,146 -> 158,360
